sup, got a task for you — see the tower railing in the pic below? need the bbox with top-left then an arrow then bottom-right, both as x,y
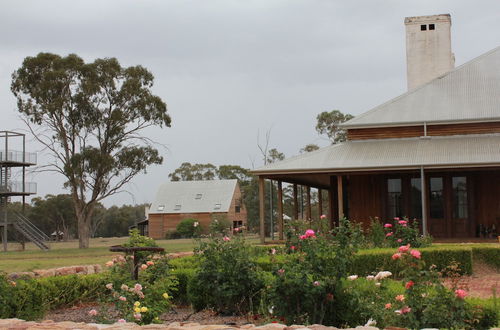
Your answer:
0,150 -> 37,164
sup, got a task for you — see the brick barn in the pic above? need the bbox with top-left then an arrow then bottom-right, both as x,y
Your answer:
146,179 -> 247,239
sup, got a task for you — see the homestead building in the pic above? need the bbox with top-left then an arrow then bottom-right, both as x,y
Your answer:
146,179 -> 247,239
253,14 -> 500,241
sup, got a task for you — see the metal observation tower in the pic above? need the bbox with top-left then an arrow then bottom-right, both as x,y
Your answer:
0,131 -> 49,251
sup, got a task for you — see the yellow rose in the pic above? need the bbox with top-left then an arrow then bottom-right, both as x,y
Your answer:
134,301 -> 140,307
140,306 -> 148,312
134,307 -> 141,313
162,293 -> 169,299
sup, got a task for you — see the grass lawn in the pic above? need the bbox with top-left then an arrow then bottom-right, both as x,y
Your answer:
0,235 -> 262,273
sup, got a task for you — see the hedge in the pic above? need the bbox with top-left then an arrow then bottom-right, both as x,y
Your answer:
253,246 -> 478,276
0,273 -> 107,320
471,246 -> 500,270
352,246 -> 474,276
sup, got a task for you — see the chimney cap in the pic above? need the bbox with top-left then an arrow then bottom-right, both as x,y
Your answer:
404,14 -> 451,24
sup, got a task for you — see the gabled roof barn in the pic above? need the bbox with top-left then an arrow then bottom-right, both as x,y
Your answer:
150,179 -> 238,214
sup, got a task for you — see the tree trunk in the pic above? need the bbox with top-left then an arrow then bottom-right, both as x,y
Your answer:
78,216 -> 90,248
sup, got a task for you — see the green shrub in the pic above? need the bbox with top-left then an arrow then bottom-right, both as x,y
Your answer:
366,217 -> 387,248
170,268 -> 196,305
209,215 -> 231,235
165,230 -> 182,239
176,218 -> 202,238
188,235 -> 263,314
383,217 -> 432,248
97,253 -> 176,324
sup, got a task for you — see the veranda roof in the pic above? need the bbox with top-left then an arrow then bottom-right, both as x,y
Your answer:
149,179 -> 237,214
342,46 -> 500,128
252,134 -> 500,175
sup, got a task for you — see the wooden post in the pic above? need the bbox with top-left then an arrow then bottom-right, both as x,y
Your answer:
259,177 -> 266,243
337,175 -> 344,220
306,186 -> 312,222
329,176 -> 337,228
277,181 -> 284,240
420,166 -> 428,236
318,189 -> 323,217
293,184 -> 299,220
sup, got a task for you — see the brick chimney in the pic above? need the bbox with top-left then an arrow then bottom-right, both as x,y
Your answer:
405,14 -> 455,90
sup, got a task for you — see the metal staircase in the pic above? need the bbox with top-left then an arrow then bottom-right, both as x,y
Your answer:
12,212 -> 50,251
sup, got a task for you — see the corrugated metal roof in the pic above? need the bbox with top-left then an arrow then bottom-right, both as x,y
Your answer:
252,134 -> 500,174
149,180 -> 237,214
342,46 -> 500,128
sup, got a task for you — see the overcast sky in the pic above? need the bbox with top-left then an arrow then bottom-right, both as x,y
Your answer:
1,0 -> 499,206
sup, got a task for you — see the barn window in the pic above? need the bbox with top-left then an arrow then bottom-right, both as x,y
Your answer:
429,24 -> 435,30
174,204 -> 181,210
420,24 -> 427,31
235,205 -> 241,213
195,193 -> 203,199
157,205 -> 165,211
214,203 -> 221,210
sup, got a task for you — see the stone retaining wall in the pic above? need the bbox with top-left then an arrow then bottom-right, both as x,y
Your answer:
0,319 -> 382,330
7,252 -> 193,280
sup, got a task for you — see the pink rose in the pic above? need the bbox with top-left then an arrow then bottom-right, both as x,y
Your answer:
405,280 -> 414,289
134,283 -> 143,291
88,309 -> 98,316
455,289 -> 467,299
384,223 -> 392,228
305,229 -> 315,237
119,296 -> 126,301
299,235 -> 307,240
394,217 -> 400,221
105,261 -> 114,267
398,220 -> 407,225
271,248 -> 276,255
290,245 -> 296,251
385,303 -> 392,309
410,249 -> 421,259
118,319 -> 126,323
141,264 -> 148,270
146,261 -> 154,266
320,214 -> 327,220
105,283 -> 113,290
277,269 -> 285,275
223,236 -> 231,241
395,294 -> 405,302
391,253 -> 401,260
397,238 -> 402,243
234,227 -> 240,232
401,306 -> 411,314
313,281 -> 320,286
386,232 -> 393,237
134,313 -> 142,320
398,244 -> 410,253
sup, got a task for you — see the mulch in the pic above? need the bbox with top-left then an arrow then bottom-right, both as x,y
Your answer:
45,305 -> 251,325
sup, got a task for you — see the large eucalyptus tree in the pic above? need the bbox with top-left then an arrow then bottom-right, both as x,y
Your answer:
11,53 -> 171,248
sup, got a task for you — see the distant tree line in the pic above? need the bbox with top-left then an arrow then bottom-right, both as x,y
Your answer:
6,195 -> 147,241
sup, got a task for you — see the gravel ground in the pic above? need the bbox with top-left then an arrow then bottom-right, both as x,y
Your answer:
45,305 -> 252,325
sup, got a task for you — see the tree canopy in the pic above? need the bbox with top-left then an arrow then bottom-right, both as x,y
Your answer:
11,53 -> 170,248
315,110 -> 354,144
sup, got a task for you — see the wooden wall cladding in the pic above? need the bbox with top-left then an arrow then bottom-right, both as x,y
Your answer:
348,126 -> 424,140
347,121 -> 500,140
428,122 -> 500,136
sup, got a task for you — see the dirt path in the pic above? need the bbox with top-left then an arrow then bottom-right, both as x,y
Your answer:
442,260 -> 499,298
